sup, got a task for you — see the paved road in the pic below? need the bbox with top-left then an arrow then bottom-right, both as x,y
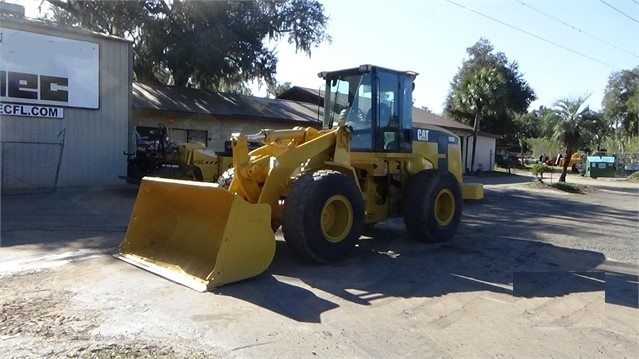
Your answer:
1,173 -> 637,358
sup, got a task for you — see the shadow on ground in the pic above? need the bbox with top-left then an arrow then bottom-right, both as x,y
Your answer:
2,182 -> 637,323
1,186 -> 138,248
463,172 -> 535,185
218,186 -> 638,321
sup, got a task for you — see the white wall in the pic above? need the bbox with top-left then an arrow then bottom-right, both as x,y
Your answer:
463,135 -> 496,172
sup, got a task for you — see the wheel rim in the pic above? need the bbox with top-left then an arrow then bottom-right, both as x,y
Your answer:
433,189 -> 455,226
320,195 -> 353,243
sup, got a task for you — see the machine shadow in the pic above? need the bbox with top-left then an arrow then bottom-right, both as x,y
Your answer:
214,274 -> 339,323
605,272 -> 639,308
219,187 -> 637,322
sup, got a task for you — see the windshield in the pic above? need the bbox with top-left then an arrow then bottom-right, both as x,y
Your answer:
323,73 -> 371,129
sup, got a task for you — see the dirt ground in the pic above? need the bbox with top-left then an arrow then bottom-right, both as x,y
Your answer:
1,172 -> 638,358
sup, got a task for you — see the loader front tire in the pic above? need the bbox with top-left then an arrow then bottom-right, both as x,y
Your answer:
283,170 -> 364,263
403,170 -> 462,243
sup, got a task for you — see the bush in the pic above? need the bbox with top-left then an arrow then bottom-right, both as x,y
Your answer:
530,163 -> 553,179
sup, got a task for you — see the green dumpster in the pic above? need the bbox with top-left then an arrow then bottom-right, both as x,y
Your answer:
585,156 -> 616,178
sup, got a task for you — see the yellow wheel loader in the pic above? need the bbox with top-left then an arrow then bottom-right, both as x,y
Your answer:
115,65 -> 483,291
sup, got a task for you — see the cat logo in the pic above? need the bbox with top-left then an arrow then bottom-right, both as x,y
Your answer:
417,129 -> 429,141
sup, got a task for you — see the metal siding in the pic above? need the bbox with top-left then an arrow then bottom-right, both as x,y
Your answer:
1,26 -> 130,192
68,37 -> 127,186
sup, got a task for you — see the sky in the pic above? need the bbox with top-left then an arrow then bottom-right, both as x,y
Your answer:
18,0 -> 639,115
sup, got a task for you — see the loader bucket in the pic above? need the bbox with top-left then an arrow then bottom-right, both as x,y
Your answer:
114,177 -> 276,292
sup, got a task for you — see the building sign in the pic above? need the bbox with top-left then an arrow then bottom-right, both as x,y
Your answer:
0,28 -> 99,109
0,103 -> 63,118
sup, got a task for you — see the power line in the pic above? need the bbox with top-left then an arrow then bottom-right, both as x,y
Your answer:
446,0 -> 622,70
600,0 -> 639,23
514,0 -> 638,58
633,0 -> 639,5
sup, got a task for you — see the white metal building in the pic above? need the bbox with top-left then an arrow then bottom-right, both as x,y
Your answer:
0,16 -> 132,194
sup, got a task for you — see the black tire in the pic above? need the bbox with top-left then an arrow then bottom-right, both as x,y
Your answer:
571,164 -> 579,174
282,170 -> 364,263
156,166 -> 185,179
363,222 -> 378,231
183,165 -> 203,181
403,170 -> 463,242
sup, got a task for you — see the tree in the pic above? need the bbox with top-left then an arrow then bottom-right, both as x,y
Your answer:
444,38 -> 536,171
45,0 -> 331,92
580,110 -> 607,151
551,97 -> 591,182
602,66 -> 639,153
511,108 -> 544,160
266,81 -> 293,98
448,67 -> 507,173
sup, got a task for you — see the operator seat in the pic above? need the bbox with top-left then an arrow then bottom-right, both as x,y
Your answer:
366,103 -> 391,124
382,117 -> 400,150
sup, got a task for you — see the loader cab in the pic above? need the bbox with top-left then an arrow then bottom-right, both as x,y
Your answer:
319,65 -> 416,153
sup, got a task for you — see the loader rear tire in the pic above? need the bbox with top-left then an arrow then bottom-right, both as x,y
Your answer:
282,170 -> 364,263
403,170 -> 462,243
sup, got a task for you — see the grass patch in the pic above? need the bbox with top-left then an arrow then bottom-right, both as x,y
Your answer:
551,181 -> 582,193
627,171 -> 639,182
524,180 -> 588,194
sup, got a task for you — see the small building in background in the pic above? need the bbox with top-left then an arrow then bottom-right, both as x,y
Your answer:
131,83 -> 322,154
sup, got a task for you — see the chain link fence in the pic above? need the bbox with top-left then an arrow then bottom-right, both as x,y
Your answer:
1,129 -> 66,195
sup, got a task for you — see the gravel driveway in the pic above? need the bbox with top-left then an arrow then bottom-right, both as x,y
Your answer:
1,172 -> 637,358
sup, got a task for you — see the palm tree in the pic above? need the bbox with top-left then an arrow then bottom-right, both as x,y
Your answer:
551,96 -> 590,182
452,67 -> 507,173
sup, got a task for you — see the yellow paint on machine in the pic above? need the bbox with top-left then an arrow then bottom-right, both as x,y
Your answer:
462,183 -> 484,200
114,177 -> 275,292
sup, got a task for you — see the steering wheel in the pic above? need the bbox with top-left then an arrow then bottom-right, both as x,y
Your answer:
346,108 -> 368,128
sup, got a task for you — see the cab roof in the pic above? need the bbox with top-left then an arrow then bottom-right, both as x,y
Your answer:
318,64 -> 418,80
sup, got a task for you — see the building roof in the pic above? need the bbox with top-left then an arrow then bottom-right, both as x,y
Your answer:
133,83 -> 497,137
133,83 -> 322,124
412,108 -> 477,134
278,86 -> 482,134
277,86 -> 325,104
1,14 -> 132,43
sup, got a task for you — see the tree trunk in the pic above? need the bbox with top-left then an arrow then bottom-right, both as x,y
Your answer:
470,111 -> 481,174
559,147 -> 574,182
173,69 -> 189,88
519,137 -> 524,172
